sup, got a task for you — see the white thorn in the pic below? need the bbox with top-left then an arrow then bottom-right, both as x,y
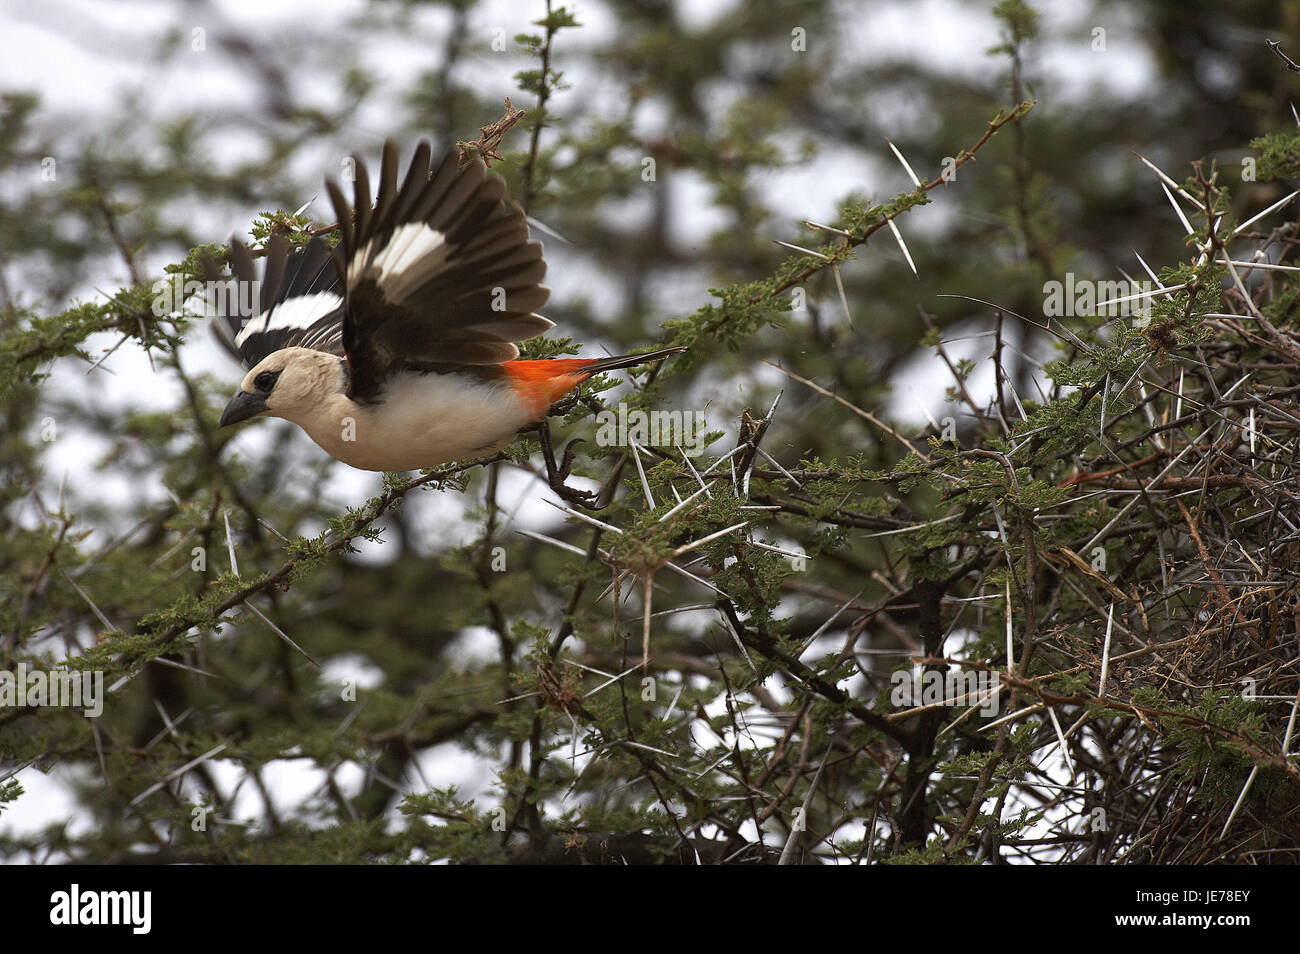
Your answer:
885,139 -> 922,187
886,218 -> 918,276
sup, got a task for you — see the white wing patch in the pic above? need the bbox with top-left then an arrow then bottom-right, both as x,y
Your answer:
352,222 -> 449,303
235,291 -> 343,346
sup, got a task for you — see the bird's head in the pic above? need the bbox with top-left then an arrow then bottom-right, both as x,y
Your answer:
219,347 -> 342,428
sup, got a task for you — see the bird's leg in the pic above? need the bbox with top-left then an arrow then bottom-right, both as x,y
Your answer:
546,390 -> 583,417
527,419 -> 599,508
554,436 -> 585,483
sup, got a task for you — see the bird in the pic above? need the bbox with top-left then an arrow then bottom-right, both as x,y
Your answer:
212,139 -> 683,473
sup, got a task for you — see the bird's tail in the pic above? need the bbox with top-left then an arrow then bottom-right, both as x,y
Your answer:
575,346 -> 687,375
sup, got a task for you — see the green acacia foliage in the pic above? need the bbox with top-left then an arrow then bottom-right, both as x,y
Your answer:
2,1 -> 1299,865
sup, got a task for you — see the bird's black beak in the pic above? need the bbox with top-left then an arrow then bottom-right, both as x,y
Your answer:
219,390 -> 268,427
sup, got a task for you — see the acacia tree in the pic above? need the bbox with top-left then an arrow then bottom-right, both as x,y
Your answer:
2,0 -> 1299,864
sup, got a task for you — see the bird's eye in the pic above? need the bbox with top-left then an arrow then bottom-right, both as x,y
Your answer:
254,370 -> 280,392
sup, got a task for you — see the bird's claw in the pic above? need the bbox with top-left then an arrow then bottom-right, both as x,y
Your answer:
532,422 -> 601,509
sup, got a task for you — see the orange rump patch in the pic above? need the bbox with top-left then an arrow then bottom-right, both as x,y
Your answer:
502,359 -> 598,416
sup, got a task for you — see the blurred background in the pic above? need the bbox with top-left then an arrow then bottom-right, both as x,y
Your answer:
1,0 -> 1297,862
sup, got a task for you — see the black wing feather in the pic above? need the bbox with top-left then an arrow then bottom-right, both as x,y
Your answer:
223,234 -> 345,367
216,141 -> 549,391
330,142 -> 552,402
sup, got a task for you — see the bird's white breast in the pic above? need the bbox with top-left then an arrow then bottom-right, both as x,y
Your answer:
296,370 -> 534,472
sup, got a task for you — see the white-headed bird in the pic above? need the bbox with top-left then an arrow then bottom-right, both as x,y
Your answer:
213,140 -> 682,472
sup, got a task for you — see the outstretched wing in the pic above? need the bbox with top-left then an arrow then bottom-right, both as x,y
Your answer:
214,234 -> 345,367
327,141 -> 552,403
